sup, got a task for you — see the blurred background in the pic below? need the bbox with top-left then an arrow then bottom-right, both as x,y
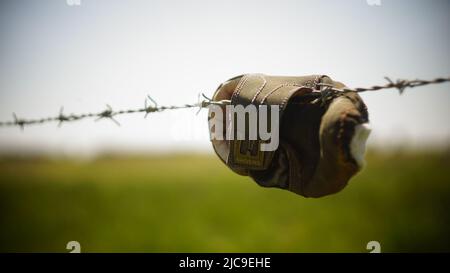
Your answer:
0,0 -> 449,252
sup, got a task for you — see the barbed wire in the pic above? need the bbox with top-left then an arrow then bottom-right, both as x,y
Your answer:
0,76 -> 448,129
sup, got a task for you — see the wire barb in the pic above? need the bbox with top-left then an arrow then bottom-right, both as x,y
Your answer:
0,76 -> 449,128
57,107 -> 70,127
95,104 -> 120,126
312,83 -> 335,106
12,113 -> 25,131
144,95 -> 159,118
384,77 -> 409,95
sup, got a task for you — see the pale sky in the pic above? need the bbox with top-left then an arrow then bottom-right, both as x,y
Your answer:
0,0 -> 449,156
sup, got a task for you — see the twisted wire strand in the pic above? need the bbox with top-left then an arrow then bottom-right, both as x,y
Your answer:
0,76 -> 448,129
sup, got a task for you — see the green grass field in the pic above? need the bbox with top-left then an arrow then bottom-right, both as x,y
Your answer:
0,150 -> 449,252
